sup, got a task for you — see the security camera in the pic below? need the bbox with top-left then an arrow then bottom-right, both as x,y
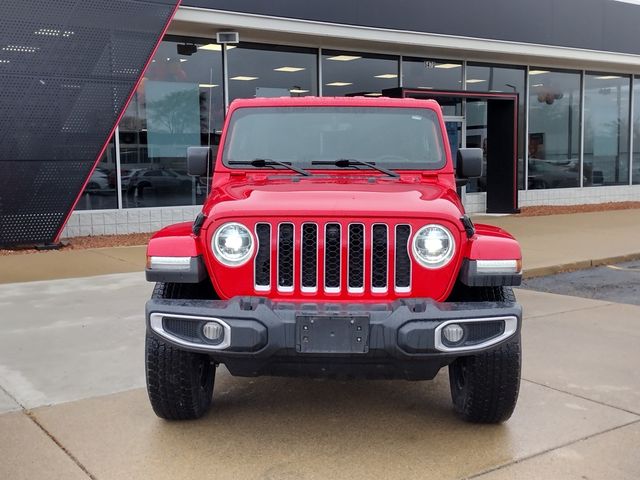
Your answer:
177,43 -> 197,56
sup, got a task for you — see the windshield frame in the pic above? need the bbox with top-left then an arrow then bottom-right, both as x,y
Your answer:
220,105 -> 448,172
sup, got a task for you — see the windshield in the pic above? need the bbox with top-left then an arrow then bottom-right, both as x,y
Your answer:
222,106 -> 446,171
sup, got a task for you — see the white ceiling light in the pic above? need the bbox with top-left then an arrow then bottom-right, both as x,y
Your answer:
466,79 -> 486,84
231,76 -> 258,81
529,70 -> 550,75
199,84 -> 218,88
365,92 -> 383,96
434,63 -> 461,69
595,75 -> 622,80
327,55 -> 361,61
34,28 -> 60,36
374,74 -> 398,79
532,83 -> 544,87
198,44 -> 236,51
326,82 -> 353,87
289,88 -> 309,93
2,45 -> 38,53
0,59 -> 9,64
34,28 -> 74,37
274,66 -> 305,72
179,59 -> 188,63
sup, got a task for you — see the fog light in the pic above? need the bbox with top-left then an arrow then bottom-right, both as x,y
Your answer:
202,322 -> 224,341
442,324 -> 464,344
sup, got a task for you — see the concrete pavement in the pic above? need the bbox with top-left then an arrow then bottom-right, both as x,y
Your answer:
0,273 -> 151,408
1,274 -> 639,479
1,210 -> 640,478
2,209 -> 640,284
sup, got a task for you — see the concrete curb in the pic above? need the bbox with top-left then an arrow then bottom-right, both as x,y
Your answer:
523,252 -> 640,279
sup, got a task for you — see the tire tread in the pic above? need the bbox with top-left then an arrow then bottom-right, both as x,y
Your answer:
146,282 -> 215,420
449,285 -> 521,423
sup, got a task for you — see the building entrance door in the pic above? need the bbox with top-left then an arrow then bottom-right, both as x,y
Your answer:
384,88 -> 519,213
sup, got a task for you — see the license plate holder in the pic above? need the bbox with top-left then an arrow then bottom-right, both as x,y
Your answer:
296,315 -> 370,354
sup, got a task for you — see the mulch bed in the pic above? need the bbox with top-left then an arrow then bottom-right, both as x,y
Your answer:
517,201 -> 640,217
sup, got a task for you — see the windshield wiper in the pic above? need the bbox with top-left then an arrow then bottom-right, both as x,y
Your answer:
311,159 -> 399,178
228,158 -> 312,176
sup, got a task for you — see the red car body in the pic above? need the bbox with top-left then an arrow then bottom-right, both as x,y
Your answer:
143,96 -> 524,424
147,97 -> 521,302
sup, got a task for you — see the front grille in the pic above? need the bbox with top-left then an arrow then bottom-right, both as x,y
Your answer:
371,224 -> 388,291
254,223 -> 271,290
254,221 -> 412,294
324,223 -> 341,291
348,224 -> 365,292
301,223 -> 318,291
163,317 -> 200,342
395,225 -> 411,291
278,223 -> 294,291
464,321 -> 505,345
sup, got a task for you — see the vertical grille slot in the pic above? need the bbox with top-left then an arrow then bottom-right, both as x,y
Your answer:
301,223 -> 318,291
254,223 -> 271,290
324,223 -> 341,292
371,224 -> 388,292
395,225 -> 411,291
348,224 -> 365,292
278,223 -> 294,291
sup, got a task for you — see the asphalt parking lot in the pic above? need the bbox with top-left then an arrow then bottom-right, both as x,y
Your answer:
0,272 -> 639,480
523,259 -> 640,306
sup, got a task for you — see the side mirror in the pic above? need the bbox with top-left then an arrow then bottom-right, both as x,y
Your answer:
456,148 -> 483,179
187,146 -> 211,176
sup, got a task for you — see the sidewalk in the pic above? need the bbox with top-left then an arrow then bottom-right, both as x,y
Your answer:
1,209 -> 639,283
474,209 -> 640,277
0,245 -> 145,284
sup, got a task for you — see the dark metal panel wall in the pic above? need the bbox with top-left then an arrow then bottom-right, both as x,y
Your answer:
184,0 -> 640,56
0,0 -> 179,247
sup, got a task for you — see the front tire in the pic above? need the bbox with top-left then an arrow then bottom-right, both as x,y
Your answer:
145,282 -> 216,420
447,285 -> 521,423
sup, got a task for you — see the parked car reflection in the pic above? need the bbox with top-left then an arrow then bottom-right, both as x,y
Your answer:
528,159 -> 580,189
86,168 -> 111,191
125,167 -> 200,207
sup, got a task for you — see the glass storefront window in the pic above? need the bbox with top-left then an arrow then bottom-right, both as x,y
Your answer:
465,63 -> 526,191
227,43 -> 318,102
633,76 -> 640,184
527,69 -> 581,189
118,36 -> 223,208
75,135 -> 118,210
402,57 -> 462,90
322,50 -> 399,97
584,73 -> 631,186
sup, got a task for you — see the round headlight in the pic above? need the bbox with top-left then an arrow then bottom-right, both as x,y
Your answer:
412,224 -> 455,269
212,222 -> 254,266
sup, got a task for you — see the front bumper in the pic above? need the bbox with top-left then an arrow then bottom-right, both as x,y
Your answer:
146,297 -> 521,379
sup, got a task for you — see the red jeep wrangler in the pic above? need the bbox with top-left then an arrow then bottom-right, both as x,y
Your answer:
144,97 -> 523,423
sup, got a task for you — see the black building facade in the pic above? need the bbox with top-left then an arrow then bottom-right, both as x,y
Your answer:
2,1 -> 640,244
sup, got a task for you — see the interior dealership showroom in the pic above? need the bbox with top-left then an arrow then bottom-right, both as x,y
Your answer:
52,0 -> 640,237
